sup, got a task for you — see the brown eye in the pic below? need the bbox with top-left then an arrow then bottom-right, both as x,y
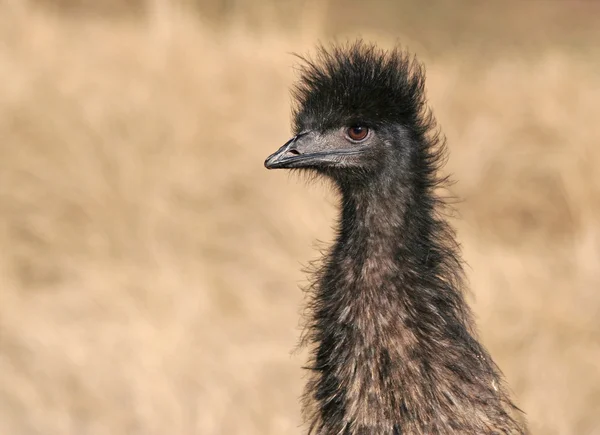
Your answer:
347,126 -> 369,142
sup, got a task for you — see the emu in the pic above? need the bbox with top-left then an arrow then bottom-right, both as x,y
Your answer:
264,42 -> 527,435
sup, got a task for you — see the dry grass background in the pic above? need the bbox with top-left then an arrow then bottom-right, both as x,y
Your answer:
0,0 -> 599,434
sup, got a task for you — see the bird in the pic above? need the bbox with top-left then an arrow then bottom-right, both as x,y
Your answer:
264,41 -> 527,435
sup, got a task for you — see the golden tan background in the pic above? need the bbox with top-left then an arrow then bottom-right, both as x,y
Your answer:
0,1 -> 599,434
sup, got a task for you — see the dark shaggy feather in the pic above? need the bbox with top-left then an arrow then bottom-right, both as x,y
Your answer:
282,41 -> 527,434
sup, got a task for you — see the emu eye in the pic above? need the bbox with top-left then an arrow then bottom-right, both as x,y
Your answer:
346,126 -> 369,142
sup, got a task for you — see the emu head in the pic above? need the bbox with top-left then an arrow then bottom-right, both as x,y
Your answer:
264,41 -> 431,188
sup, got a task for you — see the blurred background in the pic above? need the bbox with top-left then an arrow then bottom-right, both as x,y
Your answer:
0,0 -> 599,434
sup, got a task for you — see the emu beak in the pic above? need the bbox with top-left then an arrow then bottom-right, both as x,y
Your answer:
264,133 -> 309,169
264,131 -> 365,169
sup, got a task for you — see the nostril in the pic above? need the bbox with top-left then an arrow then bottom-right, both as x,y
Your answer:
288,149 -> 301,155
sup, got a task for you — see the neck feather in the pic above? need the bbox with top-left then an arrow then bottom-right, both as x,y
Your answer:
303,142 -> 524,434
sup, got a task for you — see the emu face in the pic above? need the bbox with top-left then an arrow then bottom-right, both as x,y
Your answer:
264,121 -> 416,191
264,126 -> 383,171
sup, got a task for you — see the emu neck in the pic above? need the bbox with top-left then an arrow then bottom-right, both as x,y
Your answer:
339,176 -> 416,269
333,172 -> 435,306
307,170 -> 520,434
